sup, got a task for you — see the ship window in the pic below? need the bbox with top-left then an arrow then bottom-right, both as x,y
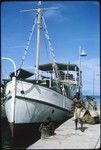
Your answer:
21,90 -> 25,94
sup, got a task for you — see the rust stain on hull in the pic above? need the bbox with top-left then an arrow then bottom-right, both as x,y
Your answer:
9,122 -> 15,138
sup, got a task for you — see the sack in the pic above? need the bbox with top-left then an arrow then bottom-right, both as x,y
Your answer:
82,114 -> 95,124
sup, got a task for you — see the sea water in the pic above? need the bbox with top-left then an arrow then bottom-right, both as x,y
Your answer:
1,118 -> 40,149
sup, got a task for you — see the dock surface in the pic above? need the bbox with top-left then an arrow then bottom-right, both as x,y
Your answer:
27,107 -> 100,149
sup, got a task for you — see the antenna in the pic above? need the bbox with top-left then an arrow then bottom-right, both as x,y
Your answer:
20,0 -> 59,13
19,7 -> 59,13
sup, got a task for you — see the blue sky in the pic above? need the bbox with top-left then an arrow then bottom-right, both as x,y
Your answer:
1,1 -> 100,96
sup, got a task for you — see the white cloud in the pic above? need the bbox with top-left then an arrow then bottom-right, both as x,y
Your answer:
23,65 -> 34,71
81,58 -> 100,72
44,9 -> 66,22
71,34 -> 100,43
8,45 -> 25,49
43,3 -> 69,22
78,58 -> 100,95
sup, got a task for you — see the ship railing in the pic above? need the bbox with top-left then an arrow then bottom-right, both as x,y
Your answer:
59,73 -> 75,80
62,79 -> 77,85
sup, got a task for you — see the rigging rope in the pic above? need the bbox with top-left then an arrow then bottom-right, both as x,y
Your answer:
42,15 -> 60,80
19,17 -> 37,69
41,26 -> 51,63
42,16 -> 56,63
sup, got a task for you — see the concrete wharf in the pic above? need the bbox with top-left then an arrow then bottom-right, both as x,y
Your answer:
27,107 -> 100,149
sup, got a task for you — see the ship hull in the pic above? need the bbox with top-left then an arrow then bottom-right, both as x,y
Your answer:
5,80 -> 73,136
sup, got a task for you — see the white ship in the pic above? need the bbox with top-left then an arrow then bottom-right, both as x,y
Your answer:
3,1 -> 81,137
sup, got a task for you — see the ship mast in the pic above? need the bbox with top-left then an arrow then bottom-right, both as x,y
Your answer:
19,1 -> 58,81
35,1 -> 42,81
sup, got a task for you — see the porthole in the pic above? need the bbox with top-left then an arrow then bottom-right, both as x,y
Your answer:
21,90 -> 25,94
